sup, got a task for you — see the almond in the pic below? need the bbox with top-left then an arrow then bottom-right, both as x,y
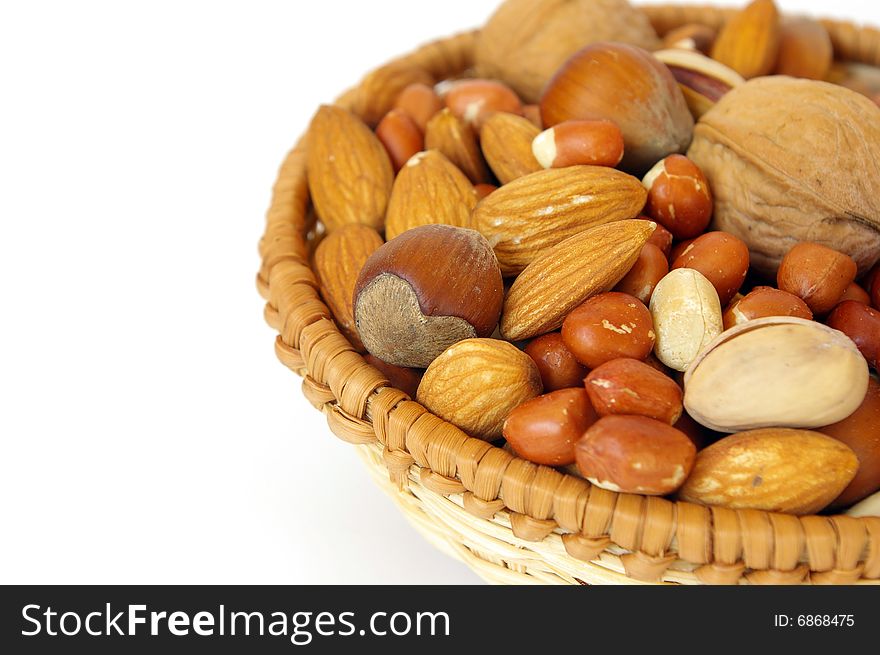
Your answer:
424,108 -> 491,185
306,105 -> 394,232
501,220 -> 656,341
472,166 -> 647,276
480,112 -> 542,184
384,150 -> 478,241
710,0 -> 780,79
313,224 -> 384,350
678,428 -> 859,515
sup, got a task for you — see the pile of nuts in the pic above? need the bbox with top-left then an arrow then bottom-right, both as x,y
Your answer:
305,0 -> 880,518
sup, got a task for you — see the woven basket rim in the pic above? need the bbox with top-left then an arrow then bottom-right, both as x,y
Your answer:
258,2 -> 880,585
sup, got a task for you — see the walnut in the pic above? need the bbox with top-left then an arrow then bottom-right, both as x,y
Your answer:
474,0 -> 660,104
688,76 -> 880,277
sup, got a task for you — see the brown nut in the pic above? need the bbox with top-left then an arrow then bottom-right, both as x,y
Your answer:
480,112 -> 542,184
522,103 -> 543,129
393,82 -> 443,132
561,292 -> 656,369
363,354 -> 423,399
503,388 -> 597,466
653,48 -> 744,120
541,42 -> 693,173
575,415 -> 696,495
384,150 -> 477,241
826,301 -> 880,370
679,428 -> 858,515
353,225 -> 503,368
313,224 -> 385,351
671,231 -> 750,307
643,154 -> 713,240
613,243 -> 669,305
424,108 -> 492,185
710,0 -> 780,80
375,109 -> 424,172
819,376 -> 880,508
777,242 -> 858,315
838,282 -> 871,306
531,119 -> 624,169
524,332 -> 588,392
674,411 -> 712,451
650,268 -> 723,372
669,237 -> 695,264
645,221 -> 673,258
585,358 -> 683,424
722,286 -> 813,330
474,0 -> 661,104
443,79 -> 523,130
775,17 -> 832,81
869,264 -> 880,309
417,338 -> 542,441
662,23 -> 716,54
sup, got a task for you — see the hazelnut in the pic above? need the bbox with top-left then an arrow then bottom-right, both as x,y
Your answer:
575,415 -> 696,495
671,231 -> 750,306
643,154 -> 713,240
353,225 -> 503,368
524,332 -> 588,392
777,242 -> 858,315
585,358 -> 683,425
417,338 -> 542,441
561,292 -> 656,369
540,42 -> 694,173
503,388 -> 597,466
775,17 -> 833,81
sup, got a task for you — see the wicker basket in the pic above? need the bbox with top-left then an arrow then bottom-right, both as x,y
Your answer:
257,3 -> 880,585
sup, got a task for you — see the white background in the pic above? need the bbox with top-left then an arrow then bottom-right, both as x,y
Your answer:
0,0 -> 876,584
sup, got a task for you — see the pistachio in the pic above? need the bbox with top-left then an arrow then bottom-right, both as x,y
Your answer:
683,317 -> 869,432
654,49 -> 744,119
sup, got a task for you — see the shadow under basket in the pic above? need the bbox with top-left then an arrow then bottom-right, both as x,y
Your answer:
257,3 -> 880,585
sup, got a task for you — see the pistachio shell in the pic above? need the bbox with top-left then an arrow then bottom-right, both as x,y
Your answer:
683,317 -> 869,432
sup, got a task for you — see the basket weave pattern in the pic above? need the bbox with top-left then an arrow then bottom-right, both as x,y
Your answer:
257,4 -> 880,584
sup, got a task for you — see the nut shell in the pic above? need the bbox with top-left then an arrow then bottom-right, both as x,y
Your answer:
683,317 -> 870,432
475,0 -> 660,104
688,77 -> 880,276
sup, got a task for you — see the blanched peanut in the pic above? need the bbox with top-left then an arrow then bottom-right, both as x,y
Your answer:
532,120 -> 624,169
650,268 -> 723,372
